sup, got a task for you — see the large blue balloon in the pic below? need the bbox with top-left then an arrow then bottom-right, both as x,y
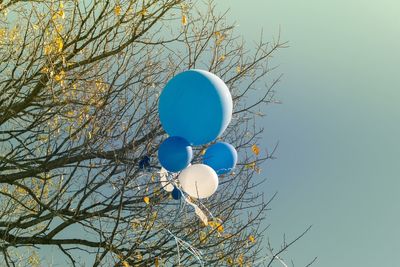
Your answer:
158,136 -> 192,172
158,69 -> 233,145
203,142 -> 237,175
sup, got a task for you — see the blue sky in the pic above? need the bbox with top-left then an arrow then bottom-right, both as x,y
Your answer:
217,0 -> 400,266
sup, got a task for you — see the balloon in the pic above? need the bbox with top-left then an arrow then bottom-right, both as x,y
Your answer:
171,186 -> 182,200
158,69 -> 233,145
178,164 -> 218,199
159,167 -> 174,192
158,136 -> 192,172
138,156 -> 151,170
203,142 -> 237,174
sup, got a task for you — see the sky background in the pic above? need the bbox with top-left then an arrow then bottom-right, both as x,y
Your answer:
217,1 -> 400,266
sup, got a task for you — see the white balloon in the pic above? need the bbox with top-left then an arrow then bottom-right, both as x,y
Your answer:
158,167 -> 174,192
178,164 -> 218,199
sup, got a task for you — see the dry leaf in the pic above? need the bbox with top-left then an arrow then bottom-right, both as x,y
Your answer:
209,219 -> 223,233
54,70 -> 65,82
114,5 -> 122,16
199,231 -> 207,243
181,14 -> 187,25
251,144 -> 260,156
58,10 -> 65,19
215,31 -> 225,45
245,162 -> 256,169
140,8 -> 148,16
248,235 -> 255,243
236,65 -> 241,73
237,254 -> 244,266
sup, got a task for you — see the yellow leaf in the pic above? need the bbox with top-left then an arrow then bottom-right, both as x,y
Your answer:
245,162 -> 256,169
200,149 -> 206,155
58,41 -> 63,52
122,260 -> 130,267
208,221 -> 216,228
140,8 -> 148,16
209,219 -> 224,233
28,252 -> 40,267
180,3 -> 189,13
135,252 -> 143,261
58,10 -> 65,19
216,224 -> 223,233
248,235 -> 255,243
199,231 -> 207,243
56,23 -> 63,33
236,65 -> 242,73
44,44 -> 53,55
215,31 -> 225,46
143,196 -> 150,204
181,14 -> 187,25
251,144 -> 260,156
237,254 -> 244,266
54,70 -> 65,82
16,187 -> 25,194
41,67 -> 49,74
155,257 -> 159,267
114,5 -> 122,16
218,55 -> 226,61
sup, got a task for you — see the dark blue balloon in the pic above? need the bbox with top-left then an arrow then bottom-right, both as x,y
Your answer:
158,69 -> 233,145
171,186 -> 182,200
158,136 -> 192,172
203,142 -> 237,175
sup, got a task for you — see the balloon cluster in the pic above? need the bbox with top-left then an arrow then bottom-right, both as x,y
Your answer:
157,69 -> 237,199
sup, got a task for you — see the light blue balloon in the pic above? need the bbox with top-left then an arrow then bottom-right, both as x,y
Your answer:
158,136 -> 192,172
158,69 -> 233,145
203,142 -> 237,175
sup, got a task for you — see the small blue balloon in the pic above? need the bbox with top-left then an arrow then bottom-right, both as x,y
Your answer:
158,136 -> 192,172
158,69 -> 233,145
138,156 -> 151,170
171,186 -> 182,200
203,142 -> 237,175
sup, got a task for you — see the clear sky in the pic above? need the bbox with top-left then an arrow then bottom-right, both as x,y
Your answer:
218,0 -> 400,266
